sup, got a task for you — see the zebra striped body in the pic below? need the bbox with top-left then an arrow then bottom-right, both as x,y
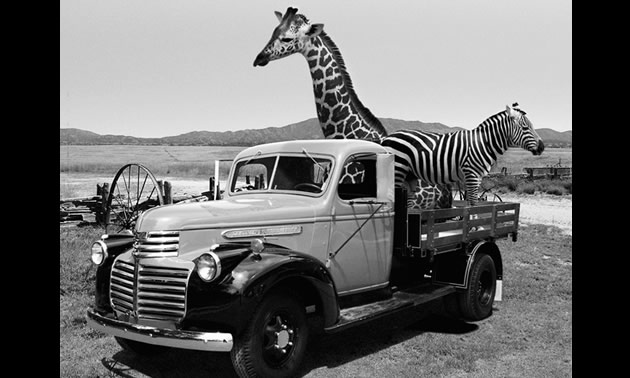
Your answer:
382,104 -> 544,206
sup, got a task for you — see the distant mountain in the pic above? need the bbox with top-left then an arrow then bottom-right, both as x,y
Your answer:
59,118 -> 571,147
535,128 -> 572,148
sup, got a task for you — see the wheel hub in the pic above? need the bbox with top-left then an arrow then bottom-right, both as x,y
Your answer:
275,329 -> 291,349
268,315 -> 295,356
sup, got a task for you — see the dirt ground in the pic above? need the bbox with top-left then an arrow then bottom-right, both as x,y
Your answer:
497,192 -> 572,236
61,174 -> 572,236
121,178 -> 574,236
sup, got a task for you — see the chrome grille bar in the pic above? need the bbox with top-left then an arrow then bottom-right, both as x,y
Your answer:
134,231 -> 180,258
109,256 -> 191,322
110,260 -> 135,312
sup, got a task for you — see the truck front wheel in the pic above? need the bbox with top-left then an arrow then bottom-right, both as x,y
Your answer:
458,252 -> 496,321
230,289 -> 309,378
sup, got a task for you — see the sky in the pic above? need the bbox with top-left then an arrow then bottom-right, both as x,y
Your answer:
60,0 -> 571,138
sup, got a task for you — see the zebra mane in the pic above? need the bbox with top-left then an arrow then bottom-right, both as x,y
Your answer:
318,31 -> 388,137
476,110 -> 510,130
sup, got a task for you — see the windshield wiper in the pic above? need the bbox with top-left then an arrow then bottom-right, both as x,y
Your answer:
302,148 -> 329,181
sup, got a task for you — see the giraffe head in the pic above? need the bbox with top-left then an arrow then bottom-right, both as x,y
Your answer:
505,103 -> 545,156
253,7 -> 324,67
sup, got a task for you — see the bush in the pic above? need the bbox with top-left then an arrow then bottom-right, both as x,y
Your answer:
544,185 -> 566,195
517,182 -> 536,194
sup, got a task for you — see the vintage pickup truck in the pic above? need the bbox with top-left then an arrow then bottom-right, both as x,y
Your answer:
86,139 -> 520,378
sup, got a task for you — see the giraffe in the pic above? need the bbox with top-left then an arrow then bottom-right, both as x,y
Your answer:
253,7 -> 452,209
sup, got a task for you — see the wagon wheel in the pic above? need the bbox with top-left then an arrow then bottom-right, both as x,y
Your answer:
479,180 -> 503,203
104,163 -> 164,233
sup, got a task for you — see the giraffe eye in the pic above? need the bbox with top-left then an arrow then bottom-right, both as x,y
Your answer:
280,37 -> 293,43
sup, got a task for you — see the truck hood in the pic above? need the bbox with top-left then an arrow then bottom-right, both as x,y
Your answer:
136,195 -> 327,232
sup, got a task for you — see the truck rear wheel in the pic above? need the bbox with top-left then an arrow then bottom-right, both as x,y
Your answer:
458,252 -> 496,321
230,289 -> 309,378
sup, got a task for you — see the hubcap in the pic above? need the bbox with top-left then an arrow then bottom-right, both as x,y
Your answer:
263,314 -> 296,366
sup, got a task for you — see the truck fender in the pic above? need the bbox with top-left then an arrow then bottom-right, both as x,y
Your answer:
433,240 -> 503,289
233,249 -> 340,333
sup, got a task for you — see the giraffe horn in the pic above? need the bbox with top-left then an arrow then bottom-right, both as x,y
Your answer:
280,7 -> 298,24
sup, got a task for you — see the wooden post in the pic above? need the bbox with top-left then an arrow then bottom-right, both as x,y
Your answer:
209,177 -> 215,200
98,182 -> 109,225
164,181 -> 172,204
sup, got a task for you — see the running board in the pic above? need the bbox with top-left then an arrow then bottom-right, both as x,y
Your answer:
324,285 -> 455,333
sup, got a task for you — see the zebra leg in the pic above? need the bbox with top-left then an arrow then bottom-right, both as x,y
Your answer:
464,176 -> 483,231
464,178 -> 482,207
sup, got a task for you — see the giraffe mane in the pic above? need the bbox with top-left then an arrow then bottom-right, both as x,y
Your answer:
318,31 -> 388,137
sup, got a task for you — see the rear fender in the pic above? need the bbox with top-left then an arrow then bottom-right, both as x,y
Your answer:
433,240 -> 503,289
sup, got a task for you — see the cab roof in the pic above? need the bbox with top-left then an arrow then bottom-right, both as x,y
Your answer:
234,139 -> 389,161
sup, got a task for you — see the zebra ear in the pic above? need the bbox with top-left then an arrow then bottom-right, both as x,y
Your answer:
506,104 -> 516,118
275,11 -> 283,22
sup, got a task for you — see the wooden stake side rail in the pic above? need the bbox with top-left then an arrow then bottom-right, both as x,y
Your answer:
407,201 -> 520,253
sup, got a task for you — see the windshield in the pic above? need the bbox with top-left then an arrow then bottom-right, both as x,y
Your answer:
230,154 -> 332,194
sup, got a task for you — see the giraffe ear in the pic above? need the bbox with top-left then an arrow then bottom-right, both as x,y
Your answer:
275,11 -> 283,22
307,23 -> 324,37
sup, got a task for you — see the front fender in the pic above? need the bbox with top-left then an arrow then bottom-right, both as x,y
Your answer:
184,244 -> 339,335
241,248 -> 339,329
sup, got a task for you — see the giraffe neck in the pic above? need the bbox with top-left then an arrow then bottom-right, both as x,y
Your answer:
302,32 -> 387,143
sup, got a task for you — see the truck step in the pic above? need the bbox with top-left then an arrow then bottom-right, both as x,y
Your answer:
325,285 -> 455,333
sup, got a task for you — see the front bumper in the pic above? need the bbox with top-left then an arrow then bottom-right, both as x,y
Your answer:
86,308 -> 233,352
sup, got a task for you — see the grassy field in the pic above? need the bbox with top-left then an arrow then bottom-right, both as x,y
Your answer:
60,223 -> 572,377
60,145 -> 244,178
60,145 -> 571,178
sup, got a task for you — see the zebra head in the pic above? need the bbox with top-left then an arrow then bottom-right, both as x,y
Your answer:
253,7 -> 324,67
505,103 -> 545,156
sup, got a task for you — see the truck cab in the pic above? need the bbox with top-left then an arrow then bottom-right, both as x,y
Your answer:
87,139 -> 519,378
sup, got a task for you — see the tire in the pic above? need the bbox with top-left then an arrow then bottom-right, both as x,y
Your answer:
230,289 -> 309,378
458,253 -> 497,321
115,337 -> 167,356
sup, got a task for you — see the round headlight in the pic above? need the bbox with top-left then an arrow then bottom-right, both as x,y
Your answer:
196,252 -> 221,282
91,240 -> 108,265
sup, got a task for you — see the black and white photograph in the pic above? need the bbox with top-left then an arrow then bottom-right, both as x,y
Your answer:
60,1 -> 571,376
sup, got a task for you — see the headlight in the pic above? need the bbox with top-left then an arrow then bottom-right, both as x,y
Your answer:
195,252 -> 222,282
91,240 -> 108,265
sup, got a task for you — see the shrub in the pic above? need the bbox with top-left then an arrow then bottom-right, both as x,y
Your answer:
517,182 -> 536,194
543,184 -> 567,196
497,176 -> 519,191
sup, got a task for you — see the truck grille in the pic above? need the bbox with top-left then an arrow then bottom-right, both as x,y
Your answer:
133,231 -> 179,258
110,258 -> 191,321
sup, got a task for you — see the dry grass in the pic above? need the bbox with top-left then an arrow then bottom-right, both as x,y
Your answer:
60,223 -> 571,377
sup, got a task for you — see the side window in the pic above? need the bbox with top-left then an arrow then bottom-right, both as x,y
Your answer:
338,156 -> 377,200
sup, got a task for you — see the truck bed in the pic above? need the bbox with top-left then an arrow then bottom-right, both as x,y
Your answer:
405,200 -> 520,255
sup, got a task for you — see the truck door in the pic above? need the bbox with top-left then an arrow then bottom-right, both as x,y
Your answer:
327,153 -> 394,295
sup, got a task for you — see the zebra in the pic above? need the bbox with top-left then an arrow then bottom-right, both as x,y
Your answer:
382,103 -> 545,207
